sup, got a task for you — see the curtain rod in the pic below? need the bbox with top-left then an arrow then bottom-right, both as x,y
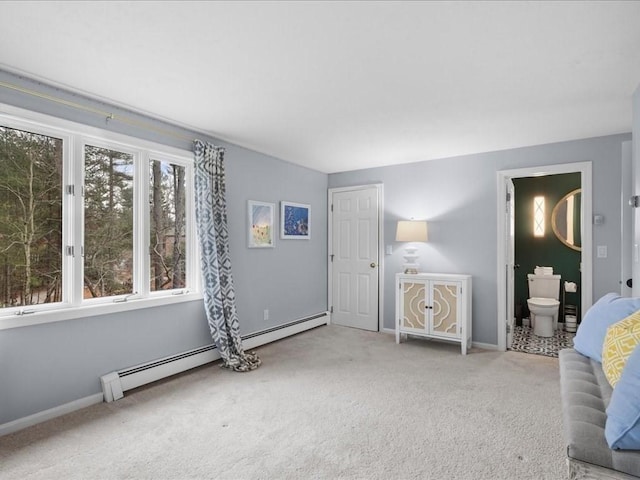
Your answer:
0,79 -> 198,143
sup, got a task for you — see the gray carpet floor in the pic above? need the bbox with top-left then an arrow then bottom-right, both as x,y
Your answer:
0,325 -> 565,480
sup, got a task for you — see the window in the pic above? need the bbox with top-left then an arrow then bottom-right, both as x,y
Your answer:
533,195 -> 545,237
149,159 -> 186,292
0,106 -> 198,327
0,125 -> 63,308
84,145 -> 134,299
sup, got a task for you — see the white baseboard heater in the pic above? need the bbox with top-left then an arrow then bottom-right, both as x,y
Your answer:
100,312 -> 329,402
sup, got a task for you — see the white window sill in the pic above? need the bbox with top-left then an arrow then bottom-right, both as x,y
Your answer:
0,292 -> 204,331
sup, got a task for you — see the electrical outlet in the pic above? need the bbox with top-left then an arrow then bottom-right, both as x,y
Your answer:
597,245 -> 607,258
263,309 -> 269,321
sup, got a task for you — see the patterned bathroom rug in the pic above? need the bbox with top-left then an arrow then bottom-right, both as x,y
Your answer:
510,325 -> 575,358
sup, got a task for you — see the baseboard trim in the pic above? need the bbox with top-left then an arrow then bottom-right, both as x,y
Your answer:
2,313 -> 329,436
472,341 -> 499,351
0,393 -> 103,437
113,312 -> 329,394
243,313 -> 329,350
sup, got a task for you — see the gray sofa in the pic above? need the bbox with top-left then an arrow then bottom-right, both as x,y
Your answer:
559,348 -> 640,479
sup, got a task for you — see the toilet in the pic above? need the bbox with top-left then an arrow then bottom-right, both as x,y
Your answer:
526,273 -> 561,337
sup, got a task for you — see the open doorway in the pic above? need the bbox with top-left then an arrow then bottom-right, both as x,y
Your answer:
496,162 -> 593,353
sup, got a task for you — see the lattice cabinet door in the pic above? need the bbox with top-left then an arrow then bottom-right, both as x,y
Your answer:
429,280 -> 462,339
399,280 -> 428,333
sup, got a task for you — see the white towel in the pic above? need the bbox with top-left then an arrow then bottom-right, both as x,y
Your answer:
535,266 -> 554,275
564,281 -> 577,293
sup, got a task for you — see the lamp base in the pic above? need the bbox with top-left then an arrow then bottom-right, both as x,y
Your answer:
402,246 -> 420,274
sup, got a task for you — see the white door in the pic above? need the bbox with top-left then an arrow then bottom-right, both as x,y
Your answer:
506,179 -> 515,349
330,186 -> 380,331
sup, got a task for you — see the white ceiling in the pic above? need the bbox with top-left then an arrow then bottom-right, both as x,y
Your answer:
1,1 -> 640,173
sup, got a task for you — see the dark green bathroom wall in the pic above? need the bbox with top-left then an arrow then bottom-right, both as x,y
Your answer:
513,173 -> 581,323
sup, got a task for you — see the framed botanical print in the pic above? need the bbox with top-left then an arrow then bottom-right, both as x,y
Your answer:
280,201 -> 310,239
248,200 -> 275,248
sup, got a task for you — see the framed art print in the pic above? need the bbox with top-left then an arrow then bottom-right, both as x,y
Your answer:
248,200 -> 275,248
280,201 -> 310,239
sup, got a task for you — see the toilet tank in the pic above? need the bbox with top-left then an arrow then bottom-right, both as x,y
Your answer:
527,274 -> 561,300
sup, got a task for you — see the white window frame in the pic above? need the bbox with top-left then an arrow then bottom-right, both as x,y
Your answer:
79,136 -> 140,306
0,103 -> 202,331
145,151 -> 197,299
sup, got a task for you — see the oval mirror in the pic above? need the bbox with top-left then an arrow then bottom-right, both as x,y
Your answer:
551,188 -> 581,251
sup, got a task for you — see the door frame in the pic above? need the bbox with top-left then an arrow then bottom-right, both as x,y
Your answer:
621,140 -> 632,296
328,184 -> 384,332
496,162 -> 593,352
506,178 -> 515,350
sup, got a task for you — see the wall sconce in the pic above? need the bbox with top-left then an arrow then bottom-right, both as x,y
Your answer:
395,220 -> 428,274
533,196 -> 545,237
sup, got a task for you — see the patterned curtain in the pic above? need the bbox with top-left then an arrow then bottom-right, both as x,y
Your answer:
193,140 -> 261,372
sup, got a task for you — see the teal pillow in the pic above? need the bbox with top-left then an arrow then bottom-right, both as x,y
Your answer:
605,343 -> 640,449
573,293 -> 640,362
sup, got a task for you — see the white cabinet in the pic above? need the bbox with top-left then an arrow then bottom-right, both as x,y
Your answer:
395,273 -> 472,355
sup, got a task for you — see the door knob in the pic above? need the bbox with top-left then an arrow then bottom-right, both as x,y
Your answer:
370,262 -> 377,268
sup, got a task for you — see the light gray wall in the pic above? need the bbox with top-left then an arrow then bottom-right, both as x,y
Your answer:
329,134 -> 630,345
0,70 -> 328,425
226,148 -> 328,328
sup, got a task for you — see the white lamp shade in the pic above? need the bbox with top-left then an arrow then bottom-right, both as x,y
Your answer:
395,220 -> 428,242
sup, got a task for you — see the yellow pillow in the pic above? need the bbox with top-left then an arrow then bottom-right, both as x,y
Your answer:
602,310 -> 640,387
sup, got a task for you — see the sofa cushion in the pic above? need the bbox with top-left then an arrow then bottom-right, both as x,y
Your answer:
605,344 -> 640,450
602,311 -> 640,387
573,293 -> 640,362
559,349 -> 614,468
560,349 -> 640,476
